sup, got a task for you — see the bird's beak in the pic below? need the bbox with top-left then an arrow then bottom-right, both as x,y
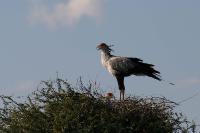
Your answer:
96,45 -> 100,50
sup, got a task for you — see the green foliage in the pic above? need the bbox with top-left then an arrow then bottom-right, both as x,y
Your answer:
0,78 -> 197,133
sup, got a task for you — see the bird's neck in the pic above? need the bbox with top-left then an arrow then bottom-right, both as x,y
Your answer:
100,50 -> 112,66
101,50 -> 112,60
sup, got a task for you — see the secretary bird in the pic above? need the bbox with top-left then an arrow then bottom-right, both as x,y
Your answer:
97,43 -> 162,100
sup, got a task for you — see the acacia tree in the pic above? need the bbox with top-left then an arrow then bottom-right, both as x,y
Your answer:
0,78 -> 196,133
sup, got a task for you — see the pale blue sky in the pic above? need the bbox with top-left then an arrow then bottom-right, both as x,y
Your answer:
1,0 -> 200,128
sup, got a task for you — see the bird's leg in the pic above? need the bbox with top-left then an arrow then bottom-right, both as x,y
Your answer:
121,77 -> 125,100
116,76 -> 125,101
120,90 -> 121,101
122,89 -> 125,100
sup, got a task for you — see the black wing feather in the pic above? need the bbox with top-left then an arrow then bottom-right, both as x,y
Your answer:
128,58 -> 161,81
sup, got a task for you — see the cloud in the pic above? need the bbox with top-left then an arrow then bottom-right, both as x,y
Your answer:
176,78 -> 200,86
29,0 -> 103,28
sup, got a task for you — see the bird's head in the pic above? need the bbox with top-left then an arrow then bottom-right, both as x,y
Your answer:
96,43 -> 114,53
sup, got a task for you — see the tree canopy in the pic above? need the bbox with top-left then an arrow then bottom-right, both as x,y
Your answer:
0,78 -> 196,133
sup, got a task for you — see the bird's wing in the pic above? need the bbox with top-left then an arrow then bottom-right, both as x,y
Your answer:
108,57 -> 142,75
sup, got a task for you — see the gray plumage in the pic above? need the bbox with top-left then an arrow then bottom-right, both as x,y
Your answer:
97,43 -> 161,100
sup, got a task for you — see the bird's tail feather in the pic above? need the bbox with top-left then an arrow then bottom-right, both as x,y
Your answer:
144,64 -> 176,85
141,63 -> 162,81
141,63 -> 175,85
148,73 -> 162,81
